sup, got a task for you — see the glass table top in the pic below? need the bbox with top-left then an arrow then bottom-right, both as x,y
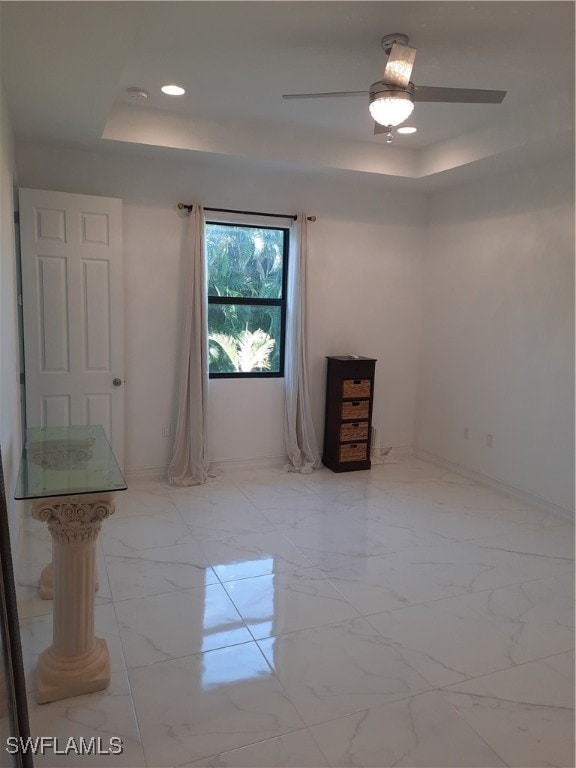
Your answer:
15,425 -> 127,500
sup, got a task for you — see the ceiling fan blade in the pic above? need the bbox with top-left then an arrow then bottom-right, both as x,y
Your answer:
374,122 -> 391,135
282,91 -> 368,99
382,43 -> 417,88
413,85 -> 506,103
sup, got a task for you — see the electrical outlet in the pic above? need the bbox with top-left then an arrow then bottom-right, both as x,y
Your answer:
486,433 -> 493,448
463,427 -> 469,440
162,423 -> 172,438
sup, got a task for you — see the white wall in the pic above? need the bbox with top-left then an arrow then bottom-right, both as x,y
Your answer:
15,143 -> 426,471
416,157 -> 574,514
0,84 -> 23,547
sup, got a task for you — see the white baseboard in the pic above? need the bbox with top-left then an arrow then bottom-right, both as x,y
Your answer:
124,466 -> 169,482
210,455 -> 288,472
415,448 -> 574,523
384,445 -> 414,459
124,455 -> 288,483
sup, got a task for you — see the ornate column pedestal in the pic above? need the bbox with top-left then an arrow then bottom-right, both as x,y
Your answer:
31,492 -> 115,704
39,562 -> 54,600
40,561 -> 99,599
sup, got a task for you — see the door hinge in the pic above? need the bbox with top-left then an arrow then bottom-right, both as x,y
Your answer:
14,210 -> 20,225
20,372 -> 25,385
17,293 -> 23,307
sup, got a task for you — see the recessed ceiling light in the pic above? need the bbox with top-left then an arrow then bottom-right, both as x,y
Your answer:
397,126 -> 417,134
161,84 -> 185,96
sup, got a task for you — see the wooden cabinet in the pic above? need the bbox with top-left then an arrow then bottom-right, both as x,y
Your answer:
322,356 -> 376,472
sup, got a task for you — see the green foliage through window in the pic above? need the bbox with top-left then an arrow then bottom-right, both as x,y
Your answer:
206,223 -> 288,377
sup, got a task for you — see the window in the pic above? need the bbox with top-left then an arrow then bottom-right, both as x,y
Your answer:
206,222 -> 289,377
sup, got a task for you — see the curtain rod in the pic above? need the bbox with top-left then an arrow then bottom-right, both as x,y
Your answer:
177,203 -> 316,222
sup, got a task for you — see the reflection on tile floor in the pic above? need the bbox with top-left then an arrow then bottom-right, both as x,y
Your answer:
17,457 -> 574,767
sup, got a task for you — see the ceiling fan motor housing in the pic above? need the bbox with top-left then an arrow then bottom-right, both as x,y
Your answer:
381,33 -> 410,55
369,81 -> 414,98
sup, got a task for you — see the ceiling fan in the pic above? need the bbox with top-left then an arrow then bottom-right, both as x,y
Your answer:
283,34 -> 506,141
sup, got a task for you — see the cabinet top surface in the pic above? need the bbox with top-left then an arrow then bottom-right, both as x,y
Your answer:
326,356 -> 377,362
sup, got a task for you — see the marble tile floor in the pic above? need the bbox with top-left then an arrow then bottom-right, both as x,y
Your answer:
15,457 -> 575,768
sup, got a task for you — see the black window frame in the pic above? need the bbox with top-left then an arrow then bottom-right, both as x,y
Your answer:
206,220 -> 290,379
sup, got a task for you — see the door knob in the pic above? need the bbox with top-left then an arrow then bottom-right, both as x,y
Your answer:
113,378 -> 122,387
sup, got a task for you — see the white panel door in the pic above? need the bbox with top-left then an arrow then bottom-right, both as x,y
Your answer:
19,188 -> 125,467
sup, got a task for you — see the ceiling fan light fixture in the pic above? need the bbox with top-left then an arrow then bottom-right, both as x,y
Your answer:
369,81 -> 414,126
369,88 -> 414,127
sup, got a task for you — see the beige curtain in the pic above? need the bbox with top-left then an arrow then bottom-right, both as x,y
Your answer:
168,204 -> 210,485
284,214 -> 321,473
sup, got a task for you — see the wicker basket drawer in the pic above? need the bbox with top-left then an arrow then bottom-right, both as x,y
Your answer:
340,422 -> 369,442
342,379 -> 371,399
339,442 -> 368,462
341,400 -> 370,420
